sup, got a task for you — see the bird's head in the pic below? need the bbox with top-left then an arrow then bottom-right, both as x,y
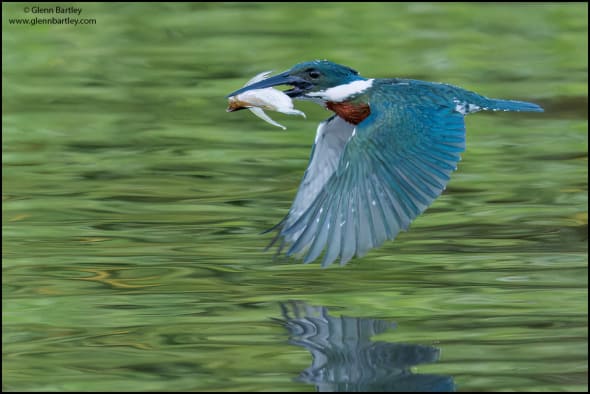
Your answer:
227,60 -> 367,102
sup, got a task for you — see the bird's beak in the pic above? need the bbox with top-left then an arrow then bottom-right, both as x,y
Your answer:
226,71 -> 311,98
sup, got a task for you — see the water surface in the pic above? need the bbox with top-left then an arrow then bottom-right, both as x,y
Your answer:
2,2 -> 588,392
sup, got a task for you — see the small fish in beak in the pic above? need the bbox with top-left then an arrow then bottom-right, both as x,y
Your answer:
227,71 -> 305,130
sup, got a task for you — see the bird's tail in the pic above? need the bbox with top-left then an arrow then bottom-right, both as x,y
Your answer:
482,98 -> 544,112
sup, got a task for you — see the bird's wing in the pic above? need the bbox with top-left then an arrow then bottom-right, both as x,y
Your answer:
287,115 -> 355,225
276,84 -> 466,267
265,115 -> 353,252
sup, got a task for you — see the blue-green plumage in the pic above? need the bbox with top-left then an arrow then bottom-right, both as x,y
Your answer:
227,60 -> 543,267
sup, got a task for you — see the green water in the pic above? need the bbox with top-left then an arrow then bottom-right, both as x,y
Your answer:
2,2 -> 587,392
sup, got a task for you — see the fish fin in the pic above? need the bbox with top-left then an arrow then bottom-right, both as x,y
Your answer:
249,107 -> 286,130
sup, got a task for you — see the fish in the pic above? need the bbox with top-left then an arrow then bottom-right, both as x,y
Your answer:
227,71 -> 305,130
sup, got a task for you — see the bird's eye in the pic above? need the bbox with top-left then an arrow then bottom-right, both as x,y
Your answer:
308,70 -> 321,79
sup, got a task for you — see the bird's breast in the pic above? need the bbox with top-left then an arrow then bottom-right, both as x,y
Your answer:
326,101 -> 371,125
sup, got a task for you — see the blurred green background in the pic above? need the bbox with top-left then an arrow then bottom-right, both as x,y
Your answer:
2,2 -> 587,392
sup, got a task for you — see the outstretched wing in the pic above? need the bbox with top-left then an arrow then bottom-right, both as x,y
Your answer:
275,82 -> 467,267
267,115 -> 353,253
287,115 -> 355,226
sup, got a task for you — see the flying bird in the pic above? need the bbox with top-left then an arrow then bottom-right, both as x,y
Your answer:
226,60 -> 543,267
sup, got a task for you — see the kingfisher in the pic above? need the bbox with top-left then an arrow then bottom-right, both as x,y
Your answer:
226,60 -> 543,268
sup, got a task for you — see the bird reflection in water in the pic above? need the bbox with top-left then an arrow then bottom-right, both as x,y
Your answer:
277,301 -> 455,392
